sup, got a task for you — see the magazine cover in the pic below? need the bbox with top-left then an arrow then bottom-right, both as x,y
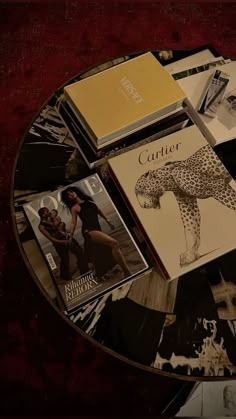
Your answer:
109,124 -> 236,280
23,174 -> 148,313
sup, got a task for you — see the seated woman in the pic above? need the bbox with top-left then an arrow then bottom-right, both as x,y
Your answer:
61,186 -> 131,279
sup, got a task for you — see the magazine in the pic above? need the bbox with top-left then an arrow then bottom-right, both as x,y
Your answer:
23,174 -> 149,313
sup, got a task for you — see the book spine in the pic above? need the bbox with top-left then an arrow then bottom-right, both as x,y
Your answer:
64,90 -> 98,146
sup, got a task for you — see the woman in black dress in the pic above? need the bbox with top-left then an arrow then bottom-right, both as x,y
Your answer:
38,206 -> 89,280
61,186 -> 131,278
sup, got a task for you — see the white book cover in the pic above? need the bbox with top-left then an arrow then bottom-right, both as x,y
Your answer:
165,48 -> 215,73
109,125 -> 236,280
178,61 -> 236,145
202,380 -> 236,417
177,380 -> 236,417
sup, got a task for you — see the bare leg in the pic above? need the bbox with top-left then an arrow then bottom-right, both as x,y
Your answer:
88,230 -> 131,276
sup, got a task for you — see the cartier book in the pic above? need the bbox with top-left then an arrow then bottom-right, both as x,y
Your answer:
109,125 -> 236,280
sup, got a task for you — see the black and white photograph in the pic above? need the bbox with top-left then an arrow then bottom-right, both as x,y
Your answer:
176,380 -> 236,416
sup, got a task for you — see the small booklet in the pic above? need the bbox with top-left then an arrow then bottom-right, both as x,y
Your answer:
23,174 -> 149,313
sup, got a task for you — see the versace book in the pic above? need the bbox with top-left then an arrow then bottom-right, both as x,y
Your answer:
178,61 -> 236,146
23,174 -> 149,313
109,124 -> 236,280
64,52 -> 186,149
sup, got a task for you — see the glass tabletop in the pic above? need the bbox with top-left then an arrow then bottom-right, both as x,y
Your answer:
11,48 -> 236,380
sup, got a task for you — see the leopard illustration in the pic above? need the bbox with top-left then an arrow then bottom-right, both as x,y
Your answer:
135,144 -> 236,266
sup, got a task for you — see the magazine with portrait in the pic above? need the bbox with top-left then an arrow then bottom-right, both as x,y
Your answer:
23,174 -> 149,313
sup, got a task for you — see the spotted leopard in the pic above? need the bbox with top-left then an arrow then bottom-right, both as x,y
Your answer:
135,144 -> 236,266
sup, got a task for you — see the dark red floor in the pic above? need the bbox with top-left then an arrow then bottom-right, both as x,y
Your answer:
1,1 -> 236,415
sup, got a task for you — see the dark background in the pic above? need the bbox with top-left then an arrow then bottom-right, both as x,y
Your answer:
1,1 -> 236,415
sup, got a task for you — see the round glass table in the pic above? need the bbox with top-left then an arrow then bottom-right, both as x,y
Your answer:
11,49 -> 236,381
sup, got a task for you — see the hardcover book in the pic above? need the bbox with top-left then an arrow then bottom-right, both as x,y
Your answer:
171,57 -> 229,81
177,61 -> 236,145
109,124 -> 236,280
176,380 -> 236,417
64,52 -> 186,149
164,46 -> 218,73
23,174 -> 149,313
56,94 -> 189,169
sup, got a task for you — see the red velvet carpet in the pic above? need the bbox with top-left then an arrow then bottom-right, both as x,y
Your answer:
1,1 -> 236,415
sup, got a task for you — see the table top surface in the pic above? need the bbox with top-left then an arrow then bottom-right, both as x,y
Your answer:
12,48 -> 236,381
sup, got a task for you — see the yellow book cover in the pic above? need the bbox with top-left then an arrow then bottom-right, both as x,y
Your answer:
109,125 -> 236,280
64,52 -> 186,147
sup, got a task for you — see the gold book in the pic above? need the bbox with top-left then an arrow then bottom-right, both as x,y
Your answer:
109,125 -> 236,280
64,52 -> 186,148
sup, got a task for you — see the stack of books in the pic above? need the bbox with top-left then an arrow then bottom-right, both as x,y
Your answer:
57,52 -> 188,168
24,46 -> 236,314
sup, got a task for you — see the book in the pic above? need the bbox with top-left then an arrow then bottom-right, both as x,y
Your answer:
23,174 -> 149,313
56,94 -> 189,169
108,124 -> 236,281
171,56 -> 230,80
176,380 -> 236,417
164,46 -> 218,73
64,52 -> 186,149
178,61 -> 236,145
